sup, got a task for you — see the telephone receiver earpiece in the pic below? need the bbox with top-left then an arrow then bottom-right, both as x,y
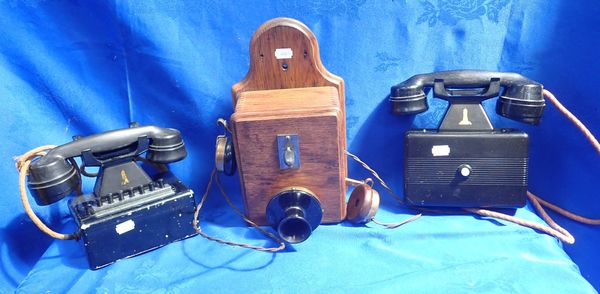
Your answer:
215,135 -> 236,176
27,125 -> 186,206
214,118 -> 237,176
389,70 -> 545,125
346,178 -> 381,224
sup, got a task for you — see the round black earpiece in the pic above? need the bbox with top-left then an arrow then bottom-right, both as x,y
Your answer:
28,157 -> 80,205
496,84 -> 545,125
146,128 -> 187,163
390,85 -> 428,115
266,187 -> 322,244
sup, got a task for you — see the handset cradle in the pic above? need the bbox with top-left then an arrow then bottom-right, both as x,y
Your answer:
26,124 -> 196,269
391,70 -> 545,208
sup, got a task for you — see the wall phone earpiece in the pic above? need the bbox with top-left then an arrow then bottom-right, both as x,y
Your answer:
214,118 -> 236,176
346,178 -> 380,224
390,70 -> 545,124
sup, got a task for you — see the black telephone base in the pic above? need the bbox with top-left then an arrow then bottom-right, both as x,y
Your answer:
69,172 -> 196,270
404,129 -> 528,208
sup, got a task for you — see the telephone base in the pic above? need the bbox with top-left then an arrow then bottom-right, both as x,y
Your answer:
404,129 -> 528,208
69,172 -> 196,270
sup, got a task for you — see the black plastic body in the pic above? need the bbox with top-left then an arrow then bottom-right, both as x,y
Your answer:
391,70 -> 542,208
389,70 -> 545,125
28,125 -> 186,205
265,189 -> 323,244
69,171 -> 196,269
404,129 -> 528,208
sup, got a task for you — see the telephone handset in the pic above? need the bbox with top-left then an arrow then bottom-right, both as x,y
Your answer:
21,124 -> 196,269
391,70 -> 545,208
391,70 -> 545,126
28,125 -> 187,206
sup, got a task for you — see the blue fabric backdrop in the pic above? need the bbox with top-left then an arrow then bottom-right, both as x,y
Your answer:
1,0 -> 599,292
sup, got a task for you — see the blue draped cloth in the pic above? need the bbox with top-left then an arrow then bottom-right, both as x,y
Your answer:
1,1 -> 598,292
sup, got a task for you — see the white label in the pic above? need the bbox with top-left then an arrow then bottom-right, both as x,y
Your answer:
431,145 -> 450,156
274,48 -> 293,59
115,219 -> 135,235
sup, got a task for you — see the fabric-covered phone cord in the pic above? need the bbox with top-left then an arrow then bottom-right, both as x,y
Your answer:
14,145 -> 80,240
467,89 -> 600,244
345,150 -> 422,228
193,168 -> 286,252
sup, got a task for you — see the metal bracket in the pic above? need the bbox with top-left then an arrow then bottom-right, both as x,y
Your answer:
277,134 -> 300,170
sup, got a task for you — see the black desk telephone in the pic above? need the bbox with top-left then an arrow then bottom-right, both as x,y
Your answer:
390,70 -> 545,208
25,124 -> 197,269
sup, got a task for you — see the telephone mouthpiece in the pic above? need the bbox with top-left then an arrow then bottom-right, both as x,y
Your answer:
266,187 -> 322,244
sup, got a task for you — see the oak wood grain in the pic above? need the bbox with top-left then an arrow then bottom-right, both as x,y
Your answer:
230,18 -> 348,225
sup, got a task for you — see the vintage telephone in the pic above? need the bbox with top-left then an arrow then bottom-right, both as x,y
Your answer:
390,70 -> 545,208
205,18 -> 403,246
223,17 -> 348,244
18,124 -> 197,269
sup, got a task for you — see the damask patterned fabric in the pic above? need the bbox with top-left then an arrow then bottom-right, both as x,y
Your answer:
1,1 -> 599,292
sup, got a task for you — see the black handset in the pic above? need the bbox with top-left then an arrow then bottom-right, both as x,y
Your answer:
24,124 -> 196,270
390,70 -> 544,208
28,125 -> 186,205
390,70 -> 545,125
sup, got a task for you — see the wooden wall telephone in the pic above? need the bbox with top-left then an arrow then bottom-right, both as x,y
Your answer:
216,18 -> 357,243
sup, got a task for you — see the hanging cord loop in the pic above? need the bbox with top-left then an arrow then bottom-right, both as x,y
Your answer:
193,168 -> 285,252
466,89 -> 600,244
15,145 -> 80,240
345,150 -> 422,227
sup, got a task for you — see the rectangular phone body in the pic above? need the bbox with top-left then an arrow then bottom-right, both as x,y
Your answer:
404,129 -> 528,208
69,172 -> 196,269
231,86 -> 347,225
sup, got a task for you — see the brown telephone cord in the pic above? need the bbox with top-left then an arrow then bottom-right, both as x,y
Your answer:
15,145 -> 80,240
345,150 -> 423,227
371,215 -> 423,228
529,89 -> 600,226
467,89 -> 600,244
192,168 -> 286,252
346,150 -> 405,205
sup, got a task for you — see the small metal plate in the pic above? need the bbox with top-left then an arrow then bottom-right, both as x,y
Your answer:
277,134 -> 300,170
